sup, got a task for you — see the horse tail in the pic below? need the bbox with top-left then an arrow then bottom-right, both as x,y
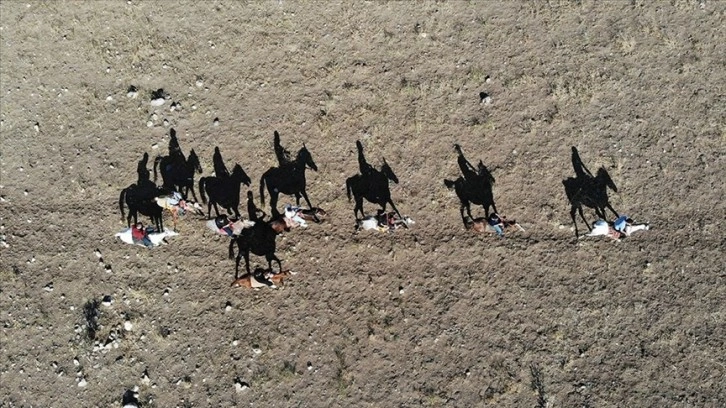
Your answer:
259,175 -> 266,205
119,188 -> 127,221
199,177 -> 207,204
153,155 -> 161,182
444,179 -> 456,190
346,177 -> 353,201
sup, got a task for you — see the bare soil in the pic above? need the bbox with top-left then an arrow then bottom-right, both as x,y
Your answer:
1,1 -> 724,407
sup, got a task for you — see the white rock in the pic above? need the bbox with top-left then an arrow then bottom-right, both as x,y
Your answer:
124,321 -> 133,331
150,98 -> 165,106
78,378 -> 87,387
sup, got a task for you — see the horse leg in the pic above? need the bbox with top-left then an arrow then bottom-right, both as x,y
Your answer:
605,203 -> 619,219
354,195 -> 365,219
188,184 -> 199,203
388,199 -> 403,220
156,213 -> 164,232
295,192 -> 302,207
243,251 -> 252,277
228,239 -> 237,260
488,201 -> 499,218
268,253 -> 282,274
570,206 -> 580,237
463,201 -> 473,220
576,205 -> 591,234
299,190 -> 319,222
269,191 -> 281,218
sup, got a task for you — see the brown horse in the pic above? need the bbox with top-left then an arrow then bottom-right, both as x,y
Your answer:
230,270 -> 295,289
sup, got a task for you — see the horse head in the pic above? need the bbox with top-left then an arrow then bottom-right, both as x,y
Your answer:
596,167 -> 617,193
231,164 -> 252,186
297,144 -> 318,172
381,158 -> 399,184
188,149 -> 203,174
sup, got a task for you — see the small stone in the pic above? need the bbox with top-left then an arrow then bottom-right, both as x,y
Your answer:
78,378 -> 87,387
106,95 -> 113,102
102,295 -> 113,306
307,361 -> 313,370
213,117 -> 220,126
124,321 -> 133,331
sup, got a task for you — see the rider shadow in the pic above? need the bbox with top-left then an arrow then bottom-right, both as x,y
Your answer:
273,130 -> 293,166
443,144 -> 498,227
562,146 -> 620,237
213,146 -> 230,178
135,152 -> 158,195
259,131 -> 319,219
345,140 -> 403,220
153,128 -> 203,201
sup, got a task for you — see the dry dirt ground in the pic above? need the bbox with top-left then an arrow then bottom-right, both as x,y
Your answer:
1,1 -> 724,407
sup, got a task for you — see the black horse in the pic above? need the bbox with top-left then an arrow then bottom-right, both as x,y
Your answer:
444,145 -> 498,221
119,153 -> 166,231
153,131 -> 202,201
259,134 -> 318,217
119,180 -> 166,231
198,164 -> 252,218
563,166 -> 619,237
229,219 -> 282,279
346,141 -> 403,220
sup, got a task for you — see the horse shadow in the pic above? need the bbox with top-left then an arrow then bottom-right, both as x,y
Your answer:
119,152 -> 166,231
229,191 -> 282,279
153,128 -> 203,201
345,140 -> 403,220
199,147 -> 251,218
562,146 -> 620,237
443,144 -> 498,226
259,131 -> 319,218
